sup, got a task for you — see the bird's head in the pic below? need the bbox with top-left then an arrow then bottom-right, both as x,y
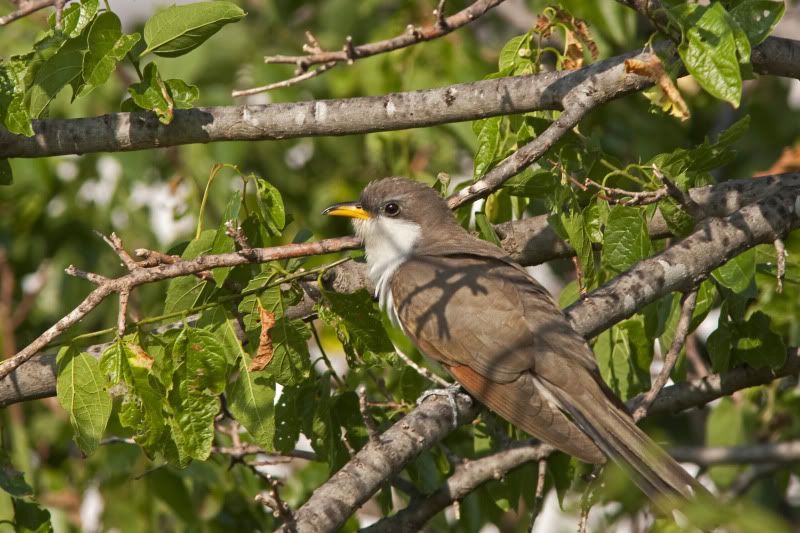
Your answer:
323,177 -> 458,274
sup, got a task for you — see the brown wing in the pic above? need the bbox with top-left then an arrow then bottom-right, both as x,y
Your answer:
392,252 -> 703,503
390,253 -> 605,463
390,253 -> 598,380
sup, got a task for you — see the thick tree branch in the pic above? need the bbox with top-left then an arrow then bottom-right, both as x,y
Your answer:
3,38 -> 799,159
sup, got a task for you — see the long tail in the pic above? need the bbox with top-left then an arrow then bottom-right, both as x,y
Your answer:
538,378 -> 706,511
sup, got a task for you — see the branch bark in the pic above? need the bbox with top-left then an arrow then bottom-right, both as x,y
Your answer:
3,37 -> 798,159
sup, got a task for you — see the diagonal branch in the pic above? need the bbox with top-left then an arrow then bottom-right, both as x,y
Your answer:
633,288 -> 698,421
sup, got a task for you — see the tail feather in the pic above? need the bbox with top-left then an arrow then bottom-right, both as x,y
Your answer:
537,377 -> 706,511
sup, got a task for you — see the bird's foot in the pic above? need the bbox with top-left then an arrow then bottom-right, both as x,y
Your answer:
416,383 -> 471,428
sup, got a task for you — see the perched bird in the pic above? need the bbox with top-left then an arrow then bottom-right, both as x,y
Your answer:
324,177 -> 703,510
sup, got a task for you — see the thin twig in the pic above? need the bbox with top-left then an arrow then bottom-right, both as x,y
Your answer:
434,0 -> 449,29
652,166 -> 702,217
54,0 -> 65,29
726,463 -> 782,499
394,346 -> 450,387
255,474 -> 296,528
571,256 -> 587,297
0,0 -> 56,26
225,220 -> 251,250
633,289 -> 698,421
585,178 -> 667,206
117,289 -> 130,337
310,321 -> 344,386
774,238 -> 786,293
357,384 -> 380,443
232,62 -> 337,97
527,459 -> 547,532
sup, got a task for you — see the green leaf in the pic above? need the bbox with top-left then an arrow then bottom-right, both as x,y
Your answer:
551,208 -> 596,287
594,321 -> 650,400
56,346 -> 112,455
165,78 -> 199,108
674,3 -> 744,106
100,339 -> 167,456
730,0 -> 784,46
127,62 -> 174,124
689,279 -> 719,331
167,328 -> 229,463
0,449 -> 32,497
0,159 -> 11,186
255,179 -> 285,235
321,288 -> 395,366
603,205 -> 651,273
707,323 -> 732,372
12,498 -> 52,533
658,197 -> 695,237
225,320 -> 277,450
163,229 -> 217,314
142,1 -> 246,57
501,168 -> 557,197
264,318 -> 312,385
208,190 -> 241,286
705,398 -> 746,487
498,34 -> 528,71
473,117 -> 501,179
650,116 -> 750,178
475,211 -> 501,246
713,248 -> 756,293
27,46 -> 84,118
0,60 -> 33,136
733,311 -> 786,368
274,383 -> 314,453
77,12 -> 140,97
547,452 -> 576,509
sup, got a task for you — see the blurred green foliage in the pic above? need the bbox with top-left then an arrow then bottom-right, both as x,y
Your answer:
0,0 -> 799,531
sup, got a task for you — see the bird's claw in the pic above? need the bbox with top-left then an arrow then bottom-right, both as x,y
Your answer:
416,383 -> 470,428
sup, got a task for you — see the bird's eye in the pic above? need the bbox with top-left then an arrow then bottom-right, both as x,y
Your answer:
384,202 -> 400,216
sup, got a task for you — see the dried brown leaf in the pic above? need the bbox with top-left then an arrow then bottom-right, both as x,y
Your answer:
250,306 -> 277,371
563,31 -> 584,70
625,56 -> 690,122
755,145 -> 800,176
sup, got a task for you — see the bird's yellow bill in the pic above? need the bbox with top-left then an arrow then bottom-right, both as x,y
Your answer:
322,202 -> 369,220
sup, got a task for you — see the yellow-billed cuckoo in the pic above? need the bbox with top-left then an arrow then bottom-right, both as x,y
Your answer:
324,177 -> 703,508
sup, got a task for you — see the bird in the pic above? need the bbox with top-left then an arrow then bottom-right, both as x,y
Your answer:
323,176 -> 704,511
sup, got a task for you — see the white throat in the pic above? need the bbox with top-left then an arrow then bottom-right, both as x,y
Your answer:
354,216 -> 422,324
